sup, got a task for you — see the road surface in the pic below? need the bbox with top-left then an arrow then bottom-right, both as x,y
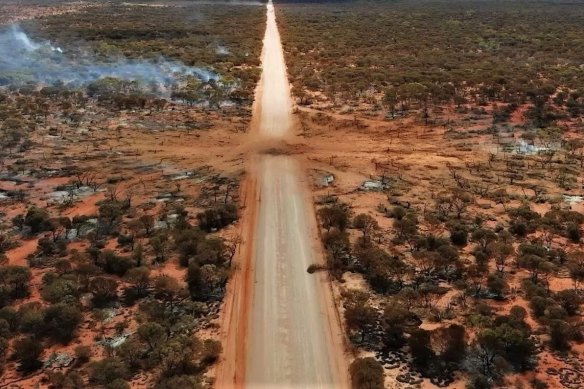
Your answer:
257,2 -> 293,138
245,2 -> 344,388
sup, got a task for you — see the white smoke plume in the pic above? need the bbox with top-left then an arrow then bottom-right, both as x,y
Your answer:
215,45 -> 230,55
0,24 -> 218,88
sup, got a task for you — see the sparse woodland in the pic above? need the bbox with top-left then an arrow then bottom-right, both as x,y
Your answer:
2,0 -> 584,388
0,1 -> 264,387
277,1 -> 584,388
278,0 -> 584,121
29,2 -> 265,102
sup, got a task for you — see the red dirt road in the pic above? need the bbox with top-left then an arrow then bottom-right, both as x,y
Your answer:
216,1 -> 348,388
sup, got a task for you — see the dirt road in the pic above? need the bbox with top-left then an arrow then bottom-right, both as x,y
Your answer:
215,2 -> 347,387
257,2 -> 293,138
244,2 -> 346,388
246,156 -> 341,388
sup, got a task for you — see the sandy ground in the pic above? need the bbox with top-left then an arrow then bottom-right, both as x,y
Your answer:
215,2 -> 348,387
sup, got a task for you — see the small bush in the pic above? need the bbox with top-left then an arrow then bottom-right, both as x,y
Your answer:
567,223 -> 581,243
24,207 -> 51,234
89,357 -> 130,386
75,345 -> 92,365
15,338 -> 43,372
196,203 -> 238,232
349,357 -> 384,389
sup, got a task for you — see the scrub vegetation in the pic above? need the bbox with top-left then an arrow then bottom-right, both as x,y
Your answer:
276,1 -> 584,388
278,0 -> 584,120
0,1 -> 264,387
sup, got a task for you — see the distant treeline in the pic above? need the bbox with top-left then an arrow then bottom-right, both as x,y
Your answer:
277,0 -> 584,116
275,0 -> 584,4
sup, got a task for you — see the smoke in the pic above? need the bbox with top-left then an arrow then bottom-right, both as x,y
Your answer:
0,24 -> 218,90
5,24 -> 63,53
10,25 -> 41,51
215,45 -> 230,55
